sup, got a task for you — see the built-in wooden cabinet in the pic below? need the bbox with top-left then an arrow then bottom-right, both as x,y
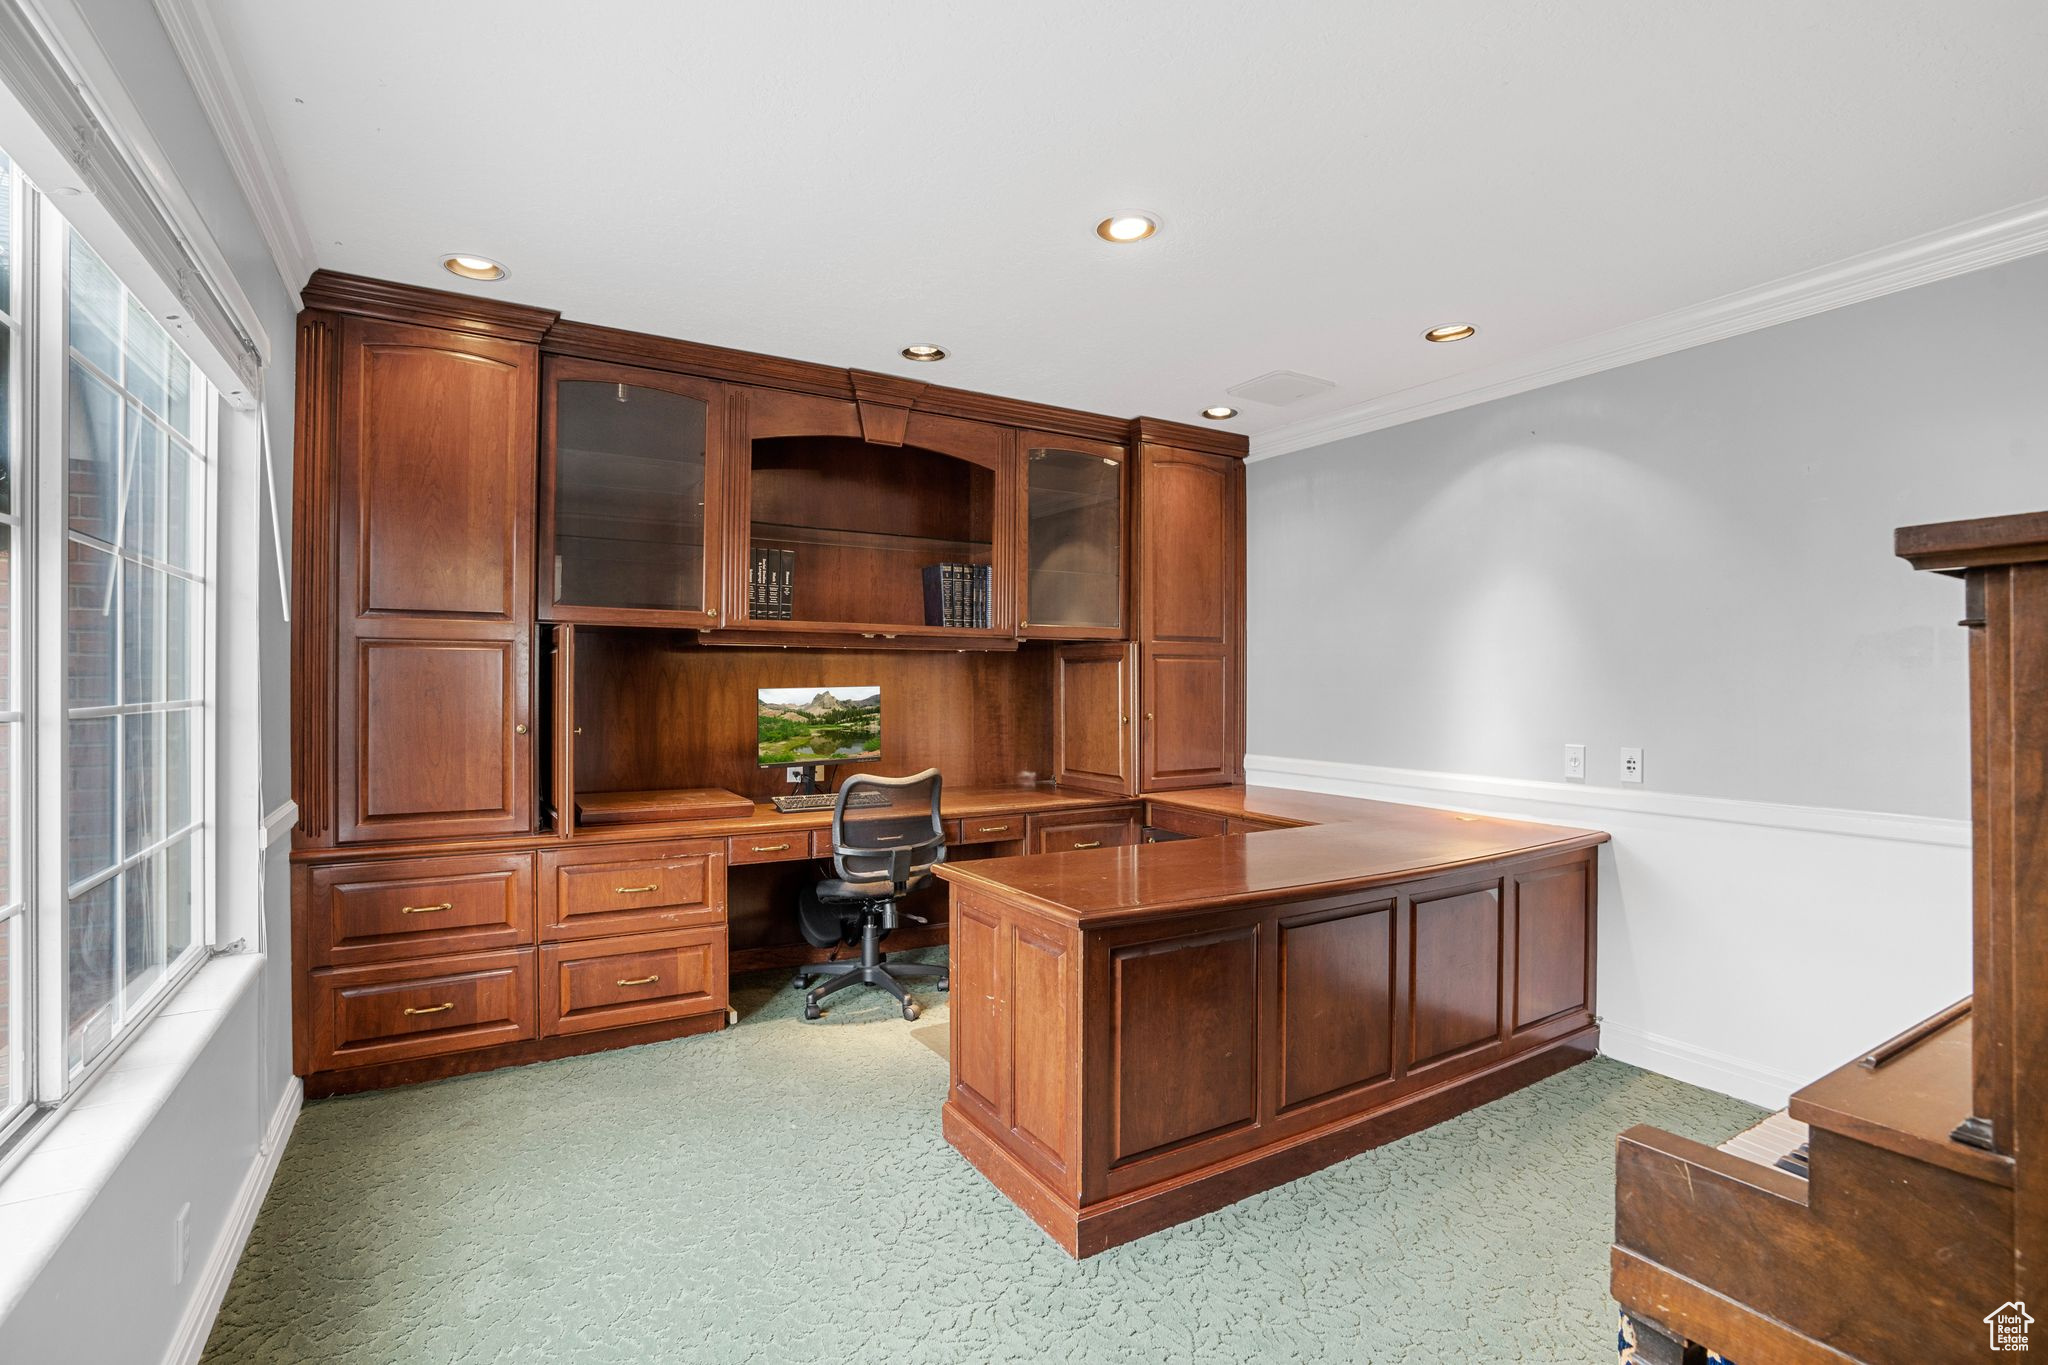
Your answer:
1020,434 -> 1126,639
1136,441 -> 1245,789
332,315 -> 539,842
540,359 -> 725,628
291,272 -> 1247,1095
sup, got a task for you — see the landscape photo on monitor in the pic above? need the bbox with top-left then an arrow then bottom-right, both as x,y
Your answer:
756,686 -> 883,764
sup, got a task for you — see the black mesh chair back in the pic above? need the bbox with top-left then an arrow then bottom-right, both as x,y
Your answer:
830,768 -> 946,895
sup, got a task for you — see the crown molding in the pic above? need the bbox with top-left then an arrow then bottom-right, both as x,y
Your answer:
302,269 -> 560,342
1250,194 -> 2048,462
152,0 -> 317,307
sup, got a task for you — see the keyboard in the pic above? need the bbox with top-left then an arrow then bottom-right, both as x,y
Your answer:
770,790 -> 891,814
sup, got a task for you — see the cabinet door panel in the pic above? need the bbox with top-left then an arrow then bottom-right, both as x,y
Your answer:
541,359 -> 725,626
1408,885 -> 1504,1072
1139,446 -> 1235,645
330,316 -> 537,844
1053,643 -> 1136,795
340,319 -> 535,622
344,639 -> 528,840
1141,645 -> 1233,789
1021,433 -> 1126,639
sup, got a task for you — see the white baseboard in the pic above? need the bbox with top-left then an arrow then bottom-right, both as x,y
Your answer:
1244,753 -> 1974,1112
1596,1023 -> 1809,1111
162,1077 -> 301,1365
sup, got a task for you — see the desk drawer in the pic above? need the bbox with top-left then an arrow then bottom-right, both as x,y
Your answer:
728,832 -> 820,865
541,928 -> 727,1037
307,853 -> 535,967
948,815 -> 1025,846
1028,806 -> 1144,855
1143,805 -> 1230,840
308,949 -> 535,1071
540,843 -> 724,941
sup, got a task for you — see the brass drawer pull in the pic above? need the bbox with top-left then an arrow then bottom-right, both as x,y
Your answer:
750,843 -> 791,853
614,884 -> 659,895
400,902 -> 452,915
977,824 -> 1011,834
1072,840 -> 1102,850
616,974 -> 661,988
404,1002 -> 455,1016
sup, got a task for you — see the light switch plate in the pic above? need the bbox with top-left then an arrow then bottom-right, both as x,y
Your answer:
1564,744 -> 1586,780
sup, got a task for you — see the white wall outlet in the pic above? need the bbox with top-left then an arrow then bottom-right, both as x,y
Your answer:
1563,744 -> 1586,780
1620,747 -> 1644,784
173,1202 -> 192,1284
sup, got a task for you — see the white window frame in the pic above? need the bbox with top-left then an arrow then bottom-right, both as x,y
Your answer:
0,158 -> 220,1153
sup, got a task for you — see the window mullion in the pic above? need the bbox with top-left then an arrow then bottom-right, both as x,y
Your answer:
28,190 -> 64,1099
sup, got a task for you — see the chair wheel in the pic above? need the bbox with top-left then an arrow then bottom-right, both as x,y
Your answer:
903,1003 -> 920,1021
804,1003 -> 822,1021
937,977 -> 950,992
791,974 -> 811,991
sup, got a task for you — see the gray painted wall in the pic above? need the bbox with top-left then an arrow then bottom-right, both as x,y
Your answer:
1,1 -> 298,1360
1248,251 -> 2048,820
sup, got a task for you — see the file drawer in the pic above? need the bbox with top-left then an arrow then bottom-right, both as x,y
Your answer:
307,852 -> 535,967
540,842 -> 724,941
540,927 -> 728,1037
308,949 -> 535,1071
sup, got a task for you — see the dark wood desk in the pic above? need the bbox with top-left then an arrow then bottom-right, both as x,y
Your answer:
936,787 -> 1608,1255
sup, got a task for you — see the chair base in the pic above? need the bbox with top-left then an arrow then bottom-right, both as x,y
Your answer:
794,917 -> 948,1021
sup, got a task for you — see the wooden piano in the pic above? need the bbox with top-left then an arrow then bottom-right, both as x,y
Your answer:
1611,510 -> 2046,1365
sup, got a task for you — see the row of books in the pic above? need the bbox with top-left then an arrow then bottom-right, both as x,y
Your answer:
748,547 -> 994,628
923,562 -> 992,629
749,548 -> 795,619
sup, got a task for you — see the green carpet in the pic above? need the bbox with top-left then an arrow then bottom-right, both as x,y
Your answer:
202,954 -> 1758,1364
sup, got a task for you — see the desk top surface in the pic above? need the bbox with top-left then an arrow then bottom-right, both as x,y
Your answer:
937,786 -> 1607,925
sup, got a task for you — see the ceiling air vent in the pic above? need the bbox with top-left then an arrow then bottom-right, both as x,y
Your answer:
1224,370 -> 1337,407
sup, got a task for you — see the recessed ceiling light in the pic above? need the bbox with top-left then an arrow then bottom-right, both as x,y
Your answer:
1423,323 -> 1476,343
442,254 -> 507,282
901,344 -> 947,362
1095,213 -> 1159,243
1200,406 -> 1238,421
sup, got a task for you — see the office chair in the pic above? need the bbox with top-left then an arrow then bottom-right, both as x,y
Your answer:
792,769 -> 950,1021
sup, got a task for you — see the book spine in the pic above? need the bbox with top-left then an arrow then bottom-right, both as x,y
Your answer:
942,562 -> 958,628
922,565 -> 945,628
776,549 -> 794,619
952,562 -> 966,628
750,547 -> 767,619
977,564 -> 990,627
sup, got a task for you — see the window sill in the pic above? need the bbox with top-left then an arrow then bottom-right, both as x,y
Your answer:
0,952 -> 265,1322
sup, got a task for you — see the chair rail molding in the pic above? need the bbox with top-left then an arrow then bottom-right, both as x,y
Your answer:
1248,193 -> 2048,461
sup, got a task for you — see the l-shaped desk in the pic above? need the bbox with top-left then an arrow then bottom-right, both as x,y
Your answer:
937,785 -> 1608,1256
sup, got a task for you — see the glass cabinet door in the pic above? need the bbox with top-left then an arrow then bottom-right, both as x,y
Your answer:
545,362 -> 720,621
1022,435 -> 1124,636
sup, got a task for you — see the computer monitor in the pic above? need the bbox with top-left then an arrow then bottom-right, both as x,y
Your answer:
757,686 -> 882,770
